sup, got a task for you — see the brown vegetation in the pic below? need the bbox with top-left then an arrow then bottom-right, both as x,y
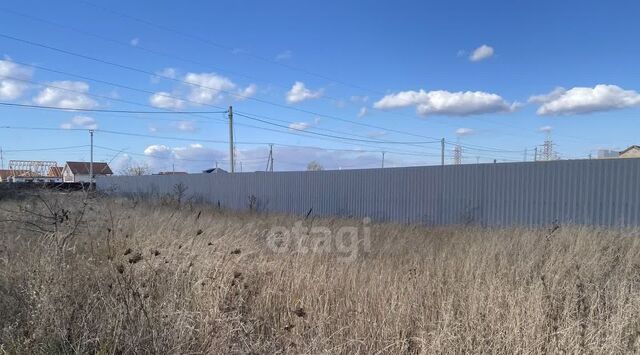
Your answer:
1,191 -> 640,353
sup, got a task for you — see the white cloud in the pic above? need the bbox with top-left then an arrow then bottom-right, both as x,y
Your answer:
174,120 -> 198,132
61,115 -> 98,130
528,87 -> 566,104
34,81 -> 98,109
350,95 -> 369,103
149,71 -> 255,106
184,72 -> 235,104
455,128 -> 474,136
539,125 -> 553,133
275,50 -> 292,61
0,57 -> 33,100
367,131 -> 387,138
289,122 -> 311,131
184,72 -> 256,104
238,83 -> 257,99
130,38 -> 140,46
358,107 -> 368,118
373,89 -> 513,116
532,85 -> 640,115
143,143 -> 226,172
286,81 -> 323,103
151,67 -> 177,83
469,45 -> 494,62
149,91 -> 185,109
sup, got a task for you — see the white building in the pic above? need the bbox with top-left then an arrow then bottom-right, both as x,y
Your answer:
62,161 -> 113,183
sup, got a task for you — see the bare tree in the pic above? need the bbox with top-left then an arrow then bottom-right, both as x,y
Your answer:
306,161 -> 324,171
119,163 -> 151,176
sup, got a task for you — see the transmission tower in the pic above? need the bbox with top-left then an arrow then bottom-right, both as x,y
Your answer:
453,144 -> 463,165
540,138 -> 557,161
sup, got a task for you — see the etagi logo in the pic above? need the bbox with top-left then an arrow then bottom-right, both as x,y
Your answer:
266,218 -> 372,262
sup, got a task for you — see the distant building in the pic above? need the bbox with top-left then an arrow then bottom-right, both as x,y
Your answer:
0,169 -> 14,182
597,149 -> 619,159
63,161 -> 113,183
0,169 -> 57,183
157,171 -> 188,175
619,145 -> 640,159
203,167 -> 228,174
48,166 -> 64,178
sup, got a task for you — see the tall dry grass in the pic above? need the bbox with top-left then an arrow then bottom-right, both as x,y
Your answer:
1,191 -> 640,354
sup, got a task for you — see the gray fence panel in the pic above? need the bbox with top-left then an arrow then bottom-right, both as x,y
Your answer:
97,158 -> 640,227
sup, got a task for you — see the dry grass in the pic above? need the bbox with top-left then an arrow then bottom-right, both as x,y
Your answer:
1,191 -> 640,354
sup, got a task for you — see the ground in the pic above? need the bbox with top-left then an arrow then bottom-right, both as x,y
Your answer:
1,188 -> 640,354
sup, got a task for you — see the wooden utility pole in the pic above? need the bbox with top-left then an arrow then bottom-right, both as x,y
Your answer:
228,106 -> 234,173
381,151 -> 385,168
89,129 -> 94,187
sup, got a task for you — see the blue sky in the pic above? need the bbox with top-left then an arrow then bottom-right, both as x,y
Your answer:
1,0 -> 639,172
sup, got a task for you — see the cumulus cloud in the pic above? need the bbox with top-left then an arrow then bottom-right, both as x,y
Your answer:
174,120 -> 198,132
289,122 -> 311,131
373,89 -> 513,116
130,38 -> 140,46
151,67 -> 177,83
149,71 -> 256,107
61,115 -> 98,130
0,57 -> 33,100
469,45 -> 494,62
539,125 -> 553,133
357,107 -> 368,118
531,85 -> 640,115
275,50 -> 292,61
185,72 -> 256,103
34,81 -> 97,109
286,81 -> 323,103
455,128 -> 474,136
143,143 -> 226,172
238,83 -> 257,99
149,92 -> 185,109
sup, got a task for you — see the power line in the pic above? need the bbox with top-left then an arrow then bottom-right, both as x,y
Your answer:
0,70 -> 436,154
0,125 -> 439,158
67,1 -> 601,145
0,144 -> 90,153
0,33 -> 448,142
0,102 -> 226,114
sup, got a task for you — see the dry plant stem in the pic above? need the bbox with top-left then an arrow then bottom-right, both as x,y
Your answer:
0,190 -> 639,354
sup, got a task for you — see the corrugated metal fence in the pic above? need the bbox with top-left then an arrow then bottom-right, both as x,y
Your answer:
97,158 -> 640,226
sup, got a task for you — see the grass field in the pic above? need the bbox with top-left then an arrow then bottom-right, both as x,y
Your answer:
1,190 -> 640,354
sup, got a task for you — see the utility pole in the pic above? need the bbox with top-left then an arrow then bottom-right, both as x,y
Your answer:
270,146 -> 274,172
89,129 -> 94,188
524,148 -> 528,162
266,144 -> 274,172
534,147 -> 538,162
381,151 -> 385,168
228,106 -> 235,173
0,147 -> 3,169
441,138 -> 445,166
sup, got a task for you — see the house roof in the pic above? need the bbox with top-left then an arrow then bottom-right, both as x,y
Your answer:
203,167 -> 228,174
48,166 -> 63,177
158,171 -> 188,175
65,162 -> 113,175
0,169 -> 29,179
619,145 -> 640,155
